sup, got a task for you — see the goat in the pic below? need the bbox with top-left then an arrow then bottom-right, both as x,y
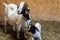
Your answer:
17,2 -> 31,27
3,2 -> 26,39
28,23 -> 42,40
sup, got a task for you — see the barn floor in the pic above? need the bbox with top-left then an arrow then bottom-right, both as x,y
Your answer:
0,21 -> 60,40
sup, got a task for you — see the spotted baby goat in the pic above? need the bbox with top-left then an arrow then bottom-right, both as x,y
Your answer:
28,23 -> 42,40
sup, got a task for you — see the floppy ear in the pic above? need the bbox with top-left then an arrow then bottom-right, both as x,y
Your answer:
35,27 -> 39,31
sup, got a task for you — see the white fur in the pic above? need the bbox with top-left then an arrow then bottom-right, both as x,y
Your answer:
35,23 -> 41,33
3,2 -> 28,39
33,23 -> 42,40
25,19 -> 31,27
18,2 -> 25,13
3,2 -> 17,15
3,2 -> 25,31
3,2 -> 30,31
3,2 -> 30,39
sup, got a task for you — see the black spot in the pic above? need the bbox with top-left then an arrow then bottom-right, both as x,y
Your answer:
28,25 -> 36,34
28,25 -> 39,34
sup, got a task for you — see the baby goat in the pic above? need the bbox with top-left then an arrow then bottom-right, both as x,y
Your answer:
28,23 -> 42,40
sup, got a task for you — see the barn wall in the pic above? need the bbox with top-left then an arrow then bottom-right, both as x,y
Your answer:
0,0 -> 60,22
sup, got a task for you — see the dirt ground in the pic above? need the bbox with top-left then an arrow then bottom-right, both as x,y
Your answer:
0,21 -> 60,40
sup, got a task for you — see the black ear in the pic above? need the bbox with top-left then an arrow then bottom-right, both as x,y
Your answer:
35,27 -> 39,31
28,24 -> 36,34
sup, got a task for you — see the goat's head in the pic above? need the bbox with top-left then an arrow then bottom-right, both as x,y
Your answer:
28,24 -> 39,34
17,2 -> 29,15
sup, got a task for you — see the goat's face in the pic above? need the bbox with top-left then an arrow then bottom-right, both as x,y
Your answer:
28,25 -> 39,34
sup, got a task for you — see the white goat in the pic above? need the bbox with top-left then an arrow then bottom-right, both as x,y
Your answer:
28,23 -> 42,40
3,2 -> 26,39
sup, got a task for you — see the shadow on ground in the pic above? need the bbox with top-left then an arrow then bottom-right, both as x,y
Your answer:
0,20 -> 60,40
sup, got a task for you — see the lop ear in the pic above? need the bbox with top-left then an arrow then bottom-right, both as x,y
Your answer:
35,27 -> 39,31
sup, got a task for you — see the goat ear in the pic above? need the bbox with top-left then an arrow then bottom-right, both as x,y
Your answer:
35,27 -> 39,31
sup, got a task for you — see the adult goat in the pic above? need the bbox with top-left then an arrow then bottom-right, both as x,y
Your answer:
3,2 -> 26,39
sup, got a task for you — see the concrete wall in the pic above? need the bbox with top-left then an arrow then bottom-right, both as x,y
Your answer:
0,0 -> 60,22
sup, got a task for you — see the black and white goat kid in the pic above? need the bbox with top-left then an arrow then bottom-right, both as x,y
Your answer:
28,23 -> 42,40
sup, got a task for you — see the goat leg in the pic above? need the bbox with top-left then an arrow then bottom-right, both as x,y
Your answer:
16,23 -> 20,39
4,16 -> 7,32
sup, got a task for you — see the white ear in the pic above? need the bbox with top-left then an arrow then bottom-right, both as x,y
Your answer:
17,2 -> 25,13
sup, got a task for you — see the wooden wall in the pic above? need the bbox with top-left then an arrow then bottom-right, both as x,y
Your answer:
0,0 -> 60,22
